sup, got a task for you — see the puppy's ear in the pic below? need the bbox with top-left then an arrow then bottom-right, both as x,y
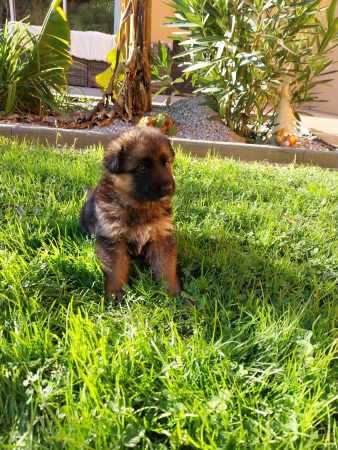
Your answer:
169,142 -> 175,157
104,140 -> 124,173
106,150 -> 123,173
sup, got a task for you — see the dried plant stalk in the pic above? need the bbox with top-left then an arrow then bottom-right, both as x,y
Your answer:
144,0 -> 152,112
88,0 -> 152,123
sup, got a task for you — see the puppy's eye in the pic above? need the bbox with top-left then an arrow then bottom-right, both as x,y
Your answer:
164,160 -> 170,168
137,164 -> 148,173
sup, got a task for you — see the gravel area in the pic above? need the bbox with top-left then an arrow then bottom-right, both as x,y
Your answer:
91,118 -> 133,134
90,95 -> 231,141
165,96 -> 231,141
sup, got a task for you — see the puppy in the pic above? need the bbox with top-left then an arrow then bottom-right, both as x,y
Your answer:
79,127 -> 181,301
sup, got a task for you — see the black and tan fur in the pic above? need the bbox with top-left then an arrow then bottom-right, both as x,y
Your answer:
79,127 -> 181,300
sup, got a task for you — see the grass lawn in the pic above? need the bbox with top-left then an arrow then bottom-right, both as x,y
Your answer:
0,137 -> 337,449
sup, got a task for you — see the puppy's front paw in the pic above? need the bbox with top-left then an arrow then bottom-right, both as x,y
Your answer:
106,290 -> 124,305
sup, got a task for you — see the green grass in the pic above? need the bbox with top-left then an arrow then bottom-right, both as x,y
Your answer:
0,137 -> 337,449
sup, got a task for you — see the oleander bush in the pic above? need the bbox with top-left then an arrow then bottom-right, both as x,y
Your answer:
169,0 -> 338,141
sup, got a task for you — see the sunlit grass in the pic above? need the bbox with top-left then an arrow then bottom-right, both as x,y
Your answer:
0,137 -> 337,449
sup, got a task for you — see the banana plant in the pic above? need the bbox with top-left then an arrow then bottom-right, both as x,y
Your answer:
92,0 -> 152,122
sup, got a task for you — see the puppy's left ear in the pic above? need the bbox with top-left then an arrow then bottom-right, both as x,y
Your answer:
104,140 -> 124,173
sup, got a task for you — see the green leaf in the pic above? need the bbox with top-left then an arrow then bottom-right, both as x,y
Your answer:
183,61 -> 214,72
172,77 -> 184,84
106,47 -> 118,64
173,47 -> 208,59
318,17 -> 338,53
35,0 -> 71,72
204,3 -> 221,19
163,21 -> 200,28
95,68 -> 113,90
159,41 -> 169,66
327,0 -> 337,25
5,82 -> 16,115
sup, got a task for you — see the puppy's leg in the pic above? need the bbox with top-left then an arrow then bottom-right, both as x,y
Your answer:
96,237 -> 130,301
145,235 -> 182,295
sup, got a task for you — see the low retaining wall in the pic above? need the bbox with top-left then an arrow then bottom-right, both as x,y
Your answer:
1,123 -> 337,169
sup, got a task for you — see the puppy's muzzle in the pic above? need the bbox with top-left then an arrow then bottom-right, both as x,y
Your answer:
159,181 -> 174,197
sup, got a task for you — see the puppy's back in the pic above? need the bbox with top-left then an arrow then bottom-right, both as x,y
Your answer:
79,187 -> 97,237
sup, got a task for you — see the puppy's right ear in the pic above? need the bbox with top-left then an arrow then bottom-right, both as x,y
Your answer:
169,142 -> 175,157
104,140 -> 124,173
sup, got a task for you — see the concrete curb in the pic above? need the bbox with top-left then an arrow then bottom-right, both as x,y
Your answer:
1,123 -> 338,169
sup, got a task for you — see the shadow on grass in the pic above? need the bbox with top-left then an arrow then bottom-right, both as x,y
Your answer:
177,228 -> 336,309
29,213 -> 336,309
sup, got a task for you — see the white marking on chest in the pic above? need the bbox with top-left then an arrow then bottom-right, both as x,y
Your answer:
95,202 -> 173,250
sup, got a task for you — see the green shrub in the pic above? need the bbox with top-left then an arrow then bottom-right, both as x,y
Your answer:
14,0 -> 51,25
0,0 -> 9,24
169,0 -> 338,141
69,0 -> 115,34
151,41 -> 184,106
0,0 -> 71,115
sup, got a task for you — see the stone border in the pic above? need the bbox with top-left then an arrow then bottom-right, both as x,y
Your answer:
1,123 -> 338,169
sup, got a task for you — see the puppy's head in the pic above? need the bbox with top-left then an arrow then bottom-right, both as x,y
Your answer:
104,127 -> 176,202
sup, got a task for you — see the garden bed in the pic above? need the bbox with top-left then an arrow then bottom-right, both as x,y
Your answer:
0,96 -> 337,169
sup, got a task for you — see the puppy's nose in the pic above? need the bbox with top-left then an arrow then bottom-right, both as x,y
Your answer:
160,182 -> 173,195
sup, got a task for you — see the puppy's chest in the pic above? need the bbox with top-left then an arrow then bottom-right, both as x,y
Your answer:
127,222 -> 168,255
96,202 -> 173,253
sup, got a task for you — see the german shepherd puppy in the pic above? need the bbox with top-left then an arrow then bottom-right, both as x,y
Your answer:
79,127 -> 181,301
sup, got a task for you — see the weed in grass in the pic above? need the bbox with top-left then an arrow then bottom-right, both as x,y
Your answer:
0,137 -> 337,449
